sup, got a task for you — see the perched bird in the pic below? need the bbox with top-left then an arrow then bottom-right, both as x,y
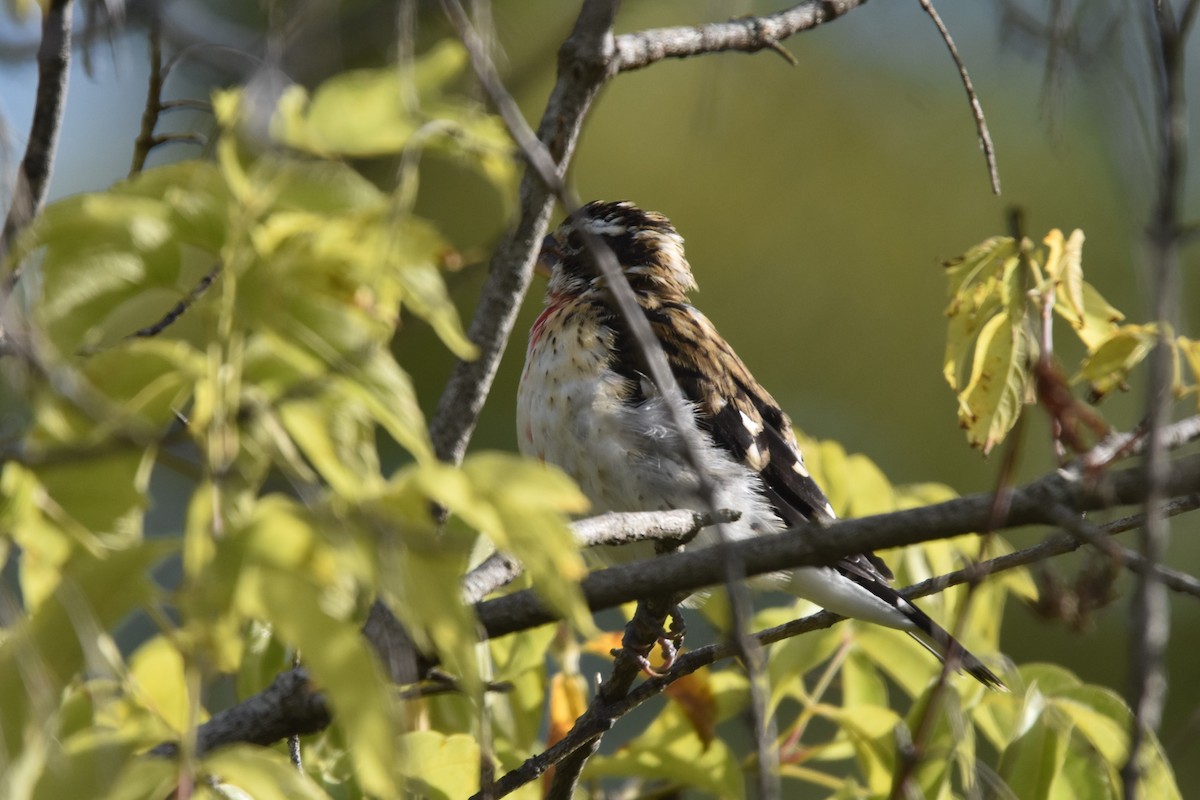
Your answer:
516,200 -> 1005,690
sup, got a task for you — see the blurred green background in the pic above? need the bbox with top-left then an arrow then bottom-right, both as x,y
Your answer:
3,0 -> 1199,790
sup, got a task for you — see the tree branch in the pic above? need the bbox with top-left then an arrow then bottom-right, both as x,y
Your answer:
427,0 -> 618,467
612,0 -> 868,72
1,0 -> 74,267
1125,3 -> 1190,789
915,0 -> 1001,194
462,508 -> 738,604
476,452 -> 1200,640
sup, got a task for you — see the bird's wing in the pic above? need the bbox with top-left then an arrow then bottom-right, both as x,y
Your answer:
613,303 -> 834,524
607,300 -> 1005,690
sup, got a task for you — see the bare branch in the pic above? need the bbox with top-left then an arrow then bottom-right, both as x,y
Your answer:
612,0 -> 868,72
0,0 -> 75,267
915,0 -> 1002,194
475,452 -> 1200,640
150,668 -> 330,758
1125,3 -> 1191,787
130,16 -> 164,175
462,509 -> 740,604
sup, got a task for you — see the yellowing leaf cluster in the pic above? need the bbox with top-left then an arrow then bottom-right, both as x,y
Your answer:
943,228 -> 1200,454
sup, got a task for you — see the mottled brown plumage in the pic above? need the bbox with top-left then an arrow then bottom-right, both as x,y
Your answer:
517,200 -> 1005,690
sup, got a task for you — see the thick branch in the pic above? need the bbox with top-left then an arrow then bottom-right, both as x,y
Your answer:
462,509 -> 737,604
150,668 -> 330,758
477,452 -> 1200,639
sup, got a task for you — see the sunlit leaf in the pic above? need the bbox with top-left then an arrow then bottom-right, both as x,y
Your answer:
1179,336 -> 1200,406
397,732 -> 481,800
546,672 -> 588,750
584,703 -> 745,799
128,636 -> 195,734
1042,229 -> 1087,324
1077,324 -> 1157,399
956,312 -> 1034,454
0,542 -> 173,756
202,744 -> 330,800
998,715 -> 1068,800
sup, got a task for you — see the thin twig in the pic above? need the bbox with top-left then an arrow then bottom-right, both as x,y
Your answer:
427,0 -> 616,468
1045,503 -> 1200,600
128,262 -> 221,339
130,16 -> 164,175
915,0 -> 1001,194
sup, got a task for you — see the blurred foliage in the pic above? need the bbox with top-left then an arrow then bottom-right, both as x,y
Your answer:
0,6 -> 1191,800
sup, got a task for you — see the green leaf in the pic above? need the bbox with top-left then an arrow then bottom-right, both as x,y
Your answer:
1051,686 -> 1128,764
389,218 -> 478,360
128,636 -> 194,734
116,160 -> 231,252
584,703 -> 745,800
400,454 -> 592,633
816,700 -> 902,793
397,732 -> 481,800
0,542 -> 173,756
853,624 -> 937,699
31,194 -> 182,351
202,744 -> 330,800
1077,324 -> 1157,399
233,502 -> 398,797
998,715 -> 1069,800
766,626 -> 842,713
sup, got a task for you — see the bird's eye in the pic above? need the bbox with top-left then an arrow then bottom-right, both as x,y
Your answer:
566,231 -> 585,252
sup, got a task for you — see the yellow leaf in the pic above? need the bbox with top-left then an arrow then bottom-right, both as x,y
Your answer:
1078,324 -> 1157,399
546,673 -> 589,750
956,313 -> 1034,454
397,731 -> 481,800
128,636 -> 196,733
1057,280 -> 1125,350
1045,229 -> 1087,322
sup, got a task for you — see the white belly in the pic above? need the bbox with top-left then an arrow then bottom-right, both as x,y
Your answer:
516,309 -> 781,567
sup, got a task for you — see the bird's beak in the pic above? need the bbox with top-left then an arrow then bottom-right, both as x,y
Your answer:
534,234 -> 559,278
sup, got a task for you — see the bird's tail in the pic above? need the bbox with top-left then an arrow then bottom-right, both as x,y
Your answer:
903,605 -> 1007,691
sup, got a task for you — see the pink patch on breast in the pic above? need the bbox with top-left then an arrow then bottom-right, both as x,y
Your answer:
529,294 -> 566,351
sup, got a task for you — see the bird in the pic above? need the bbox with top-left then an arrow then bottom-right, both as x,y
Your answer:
516,200 -> 1005,690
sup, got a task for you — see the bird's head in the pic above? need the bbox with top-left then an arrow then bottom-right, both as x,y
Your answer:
537,201 -> 697,301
